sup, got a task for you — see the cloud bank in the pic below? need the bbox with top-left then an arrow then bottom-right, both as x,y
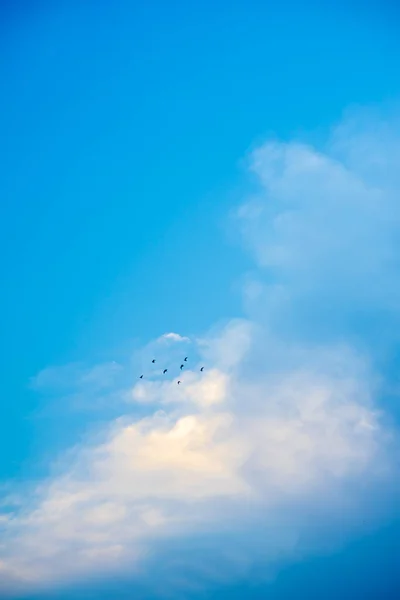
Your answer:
1,106 -> 399,597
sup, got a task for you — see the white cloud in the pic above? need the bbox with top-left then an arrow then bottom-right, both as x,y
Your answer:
236,114 -> 400,369
1,107 -> 399,596
241,141 -> 396,306
0,334 -> 387,592
159,332 -> 190,343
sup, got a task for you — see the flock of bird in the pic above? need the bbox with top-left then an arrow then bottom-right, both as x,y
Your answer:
139,357 -> 204,385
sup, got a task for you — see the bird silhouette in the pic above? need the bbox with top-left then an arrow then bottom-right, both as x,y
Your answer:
139,375 -> 143,379
184,357 -> 188,361
180,364 -> 184,370
200,367 -> 204,372
152,359 -> 156,363
163,369 -> 168,374
177,380 -> 181,385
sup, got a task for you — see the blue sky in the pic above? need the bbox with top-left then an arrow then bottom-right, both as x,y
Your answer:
1,1 -> 400,598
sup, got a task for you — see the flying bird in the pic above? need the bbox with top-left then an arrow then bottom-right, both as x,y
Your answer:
163,369 -> 168,374
180,364 -> 184,370
184,357 -> 188,361
177,380 -> 181,385
200,367 -> 204,372
139,375 -> 143,379
152,359 -> 156,363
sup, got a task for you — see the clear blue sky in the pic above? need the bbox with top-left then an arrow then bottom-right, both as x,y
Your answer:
1,1 -> 400,598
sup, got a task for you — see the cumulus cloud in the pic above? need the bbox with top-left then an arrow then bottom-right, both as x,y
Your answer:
1,107 -> 399,596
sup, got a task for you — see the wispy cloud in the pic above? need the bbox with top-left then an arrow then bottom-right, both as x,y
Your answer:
1,107 -> 399,596
28,361 -> 125,419
31,362 -> 123,394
